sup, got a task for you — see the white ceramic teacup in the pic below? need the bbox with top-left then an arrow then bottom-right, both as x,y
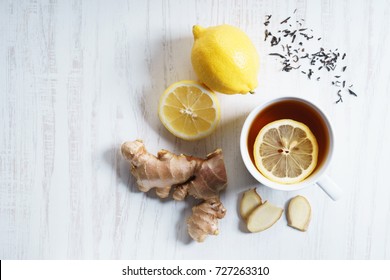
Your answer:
240,97 -> 342,200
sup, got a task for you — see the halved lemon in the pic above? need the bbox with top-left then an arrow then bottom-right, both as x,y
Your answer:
158,81 -> 221,140
253,119 -> 319,184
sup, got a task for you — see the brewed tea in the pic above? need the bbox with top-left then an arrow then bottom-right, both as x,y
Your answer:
247,99 -> 330,177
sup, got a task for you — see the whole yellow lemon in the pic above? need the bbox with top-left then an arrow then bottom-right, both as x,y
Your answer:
191,24 -> 260,95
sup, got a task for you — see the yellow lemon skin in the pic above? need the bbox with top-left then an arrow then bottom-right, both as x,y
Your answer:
191,24 -> 260,95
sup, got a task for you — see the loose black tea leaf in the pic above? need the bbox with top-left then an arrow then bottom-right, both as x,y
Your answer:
280,16 -> 291,24
333,81 -> 341,87
264,30 -> 271,41
348,89 -> 357,96
336,90 -> 343,103
286,44 -> 292,56
300,33 -> 314,40
269,53 -> 286,59
271,36 -> 281,46
308,69 -> 313,79
264,15 -> 272,26
292,34 -> 296,43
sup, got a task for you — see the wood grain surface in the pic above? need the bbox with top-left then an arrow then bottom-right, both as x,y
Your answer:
1,0 -> 390,259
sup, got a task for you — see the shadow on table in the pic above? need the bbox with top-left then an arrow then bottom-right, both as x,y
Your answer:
138,35 -> 197,148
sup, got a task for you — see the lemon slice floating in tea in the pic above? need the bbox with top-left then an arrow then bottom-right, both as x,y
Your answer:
158,81 -> 221,141
253,119 -> 319,184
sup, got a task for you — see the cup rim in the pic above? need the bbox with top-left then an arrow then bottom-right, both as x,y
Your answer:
240,96 -> 334,191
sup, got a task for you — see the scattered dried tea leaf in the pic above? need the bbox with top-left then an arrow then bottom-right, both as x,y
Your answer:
264,11 -> 358,103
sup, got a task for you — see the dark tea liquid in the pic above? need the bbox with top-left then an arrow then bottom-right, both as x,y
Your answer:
248,99 -> 330,175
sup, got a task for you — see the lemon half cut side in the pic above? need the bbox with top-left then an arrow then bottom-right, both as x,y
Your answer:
158,81 -> 221,141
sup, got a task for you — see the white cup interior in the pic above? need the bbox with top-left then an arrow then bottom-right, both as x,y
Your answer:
240,97 -> 334,191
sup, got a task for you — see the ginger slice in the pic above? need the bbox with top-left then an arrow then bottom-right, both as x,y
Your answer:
287,195 -> 311,232
240,188 -> 262,220
247,201 -> 283,233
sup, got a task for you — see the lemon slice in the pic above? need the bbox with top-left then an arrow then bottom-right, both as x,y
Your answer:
253,119 -> 319,184
158,81 -> 221,140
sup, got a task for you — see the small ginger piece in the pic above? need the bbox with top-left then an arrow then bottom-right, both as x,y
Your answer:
121,140 -> 227,242
187,198 -> 226,242
247,201 -> 283,233
240,188 -> 262,220
287,195 -> 311,232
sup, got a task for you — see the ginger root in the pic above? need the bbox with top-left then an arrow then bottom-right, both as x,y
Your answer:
187,198 -> 226,242
121,140 -> 228,242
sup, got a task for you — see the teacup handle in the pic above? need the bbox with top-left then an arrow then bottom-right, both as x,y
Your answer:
316,175 -> 343,201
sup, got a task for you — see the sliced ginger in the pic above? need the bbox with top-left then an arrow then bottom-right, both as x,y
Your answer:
287,195 -> 311,231
240,188 -> 282,233
247,201 -> 284,233
240,188 -> 262,220
240,188 -> 312,233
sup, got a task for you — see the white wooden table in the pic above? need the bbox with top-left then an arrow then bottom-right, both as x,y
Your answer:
1,0 -> 390,259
